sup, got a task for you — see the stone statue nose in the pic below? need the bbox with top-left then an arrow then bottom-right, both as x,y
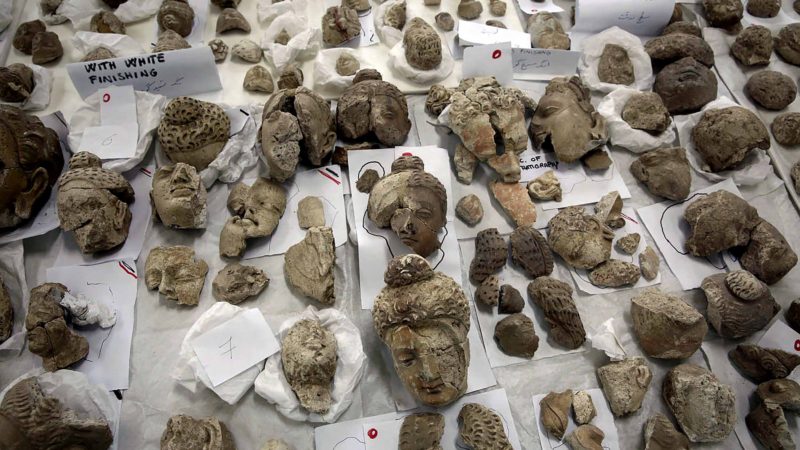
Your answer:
173,165 -> 191,182
419,355 -> 439,381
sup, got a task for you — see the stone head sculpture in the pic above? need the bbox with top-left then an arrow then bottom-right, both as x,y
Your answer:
367,156 -> 447,257
281,319 -> 338,415
158,97 -> 230,171
220,178 -> 287,258
25,283 -> 89,371
56,152 -> 135,254
151,163 -> 207,229
530,76 -> 608,163
158,0 -> 195,37
0,377 -> 113,450
372,254 -> 470,407
144,245 -> 208,306
336,69 -> 411,147
0,105 -> 62,230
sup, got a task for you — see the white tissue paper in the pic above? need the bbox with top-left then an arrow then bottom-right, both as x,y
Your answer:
587,318 -> 627,361
374,0 -> 404,48
0,64 -> 53,112
72,31 -> 146,59
60,291 -> 117,328
597,87 -> 676,153
254,306 -> 367,423
260,12 -> 321,73
578,26 -> 654,93
257,0 -> 307,26
0,241 -> 28,359
115,0 -> 161,24
68,90 -> 167,173
313,48 -> 368,93
59,0 -> 159,28
200,103 -> 262,187
674,96 -> 774,186
172,302 -> 263,406
41,1 -> 69,25
0,0 -> 12,32
388,40 -> 454,84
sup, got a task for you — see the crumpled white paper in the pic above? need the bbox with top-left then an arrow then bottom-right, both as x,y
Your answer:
587,318 -> 627,361
115,0 -> 160,23
674,96 -> 773,186
254,306 -> 367,423
60,291 -> 117,328
57,0 -> 159,28
597,87 -> 676,153
388,39 -> 454,84
578,26 -> 654,93
0,241 -> 27,359
200,103 -> 262,187
313,48 -> 368,93
71,31 -> 146,59
172,302 -> 264,406
260,12 -> 321,73
257,0 -> 307,25
0,64 -> 53,112
0,0 -> 12,32
374,0 -> 404,48
68,90 -> 167,173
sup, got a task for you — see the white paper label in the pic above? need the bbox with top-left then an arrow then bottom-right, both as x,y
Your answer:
67,47 -> 223,99
78,85 -> 139,159
457,20 -> 532,49
516,0 -> 565,14
512,48 -> 581,80
191,309 -> 280,387
573,0 -> 676,36
463,43 -> 513,85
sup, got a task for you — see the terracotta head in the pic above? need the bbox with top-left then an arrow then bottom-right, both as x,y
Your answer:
219,178 -> 287,258
281,319 -> 338,415
151,163 -> 207,229
336,70 -> 411,147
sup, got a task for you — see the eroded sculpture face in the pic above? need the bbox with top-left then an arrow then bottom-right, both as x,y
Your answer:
336,70 -> 411,147
530,76 -> 607,163
151,163 -> 207,229
372,255 -> 470,406
0,106 -> 62,230
0,64 -> 34,103
25,283 -> 89,371
57,152 -> 135,254
403,18 -> 442,71
547,206 -> 614,270
160,415 -> 235,450
281,319 -> 338,415
158,97 -> 230,171
220,178 -> 287,258
367,156 -> 447,257
144,246 -> 209,306
0,377 -> 113,450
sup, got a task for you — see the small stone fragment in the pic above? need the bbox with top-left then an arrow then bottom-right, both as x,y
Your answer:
489,0 -> 506,16
13,20 -> 46,54
90,11 -> 126,34
282,319 -> 337,415
582,149 -> 613,171
566,424 -> 605,450
0,63 -> 34,103
654,57 -> 718,114
232,39 -> 262,63
630,147 -> 691,201
597,357 -> 653,417
285,226 -> 336,305
469,228 -> 506,283
573,391 -> 596,425
729,344 -> 800,383
703,0 -> 743,29
747,0 -> 780,17
145,246 -> 209,306
787,299 -> 800,333
548,206 -> 613,270
498,284 -> 524,314
771,112 -> 800,146
527,170 -> 562,202
159,0 -> 194,37
457,0 -> 483,20
741,219 -> 797,284
384,1 -> 406,30
475,274 -> 499,307
746,400 -> 795,450
160,415 -> 235,450
643,414 -> 690,450
598,44 -> 635,85
154,30 -> 191,53
485,20 -> 505,28
209,38 -> 228,62
458,403 -> 513,449
25,283 -> 89,371
277,63 -> 303,90
527,12 -> 570,50
243,65 -> 274,93
510,225 -> 553,279
31,31 -> 63,64
731,25 -> 773,66
83,47 -> 116,62
701,270 -> 779,338
212,263 -> 269,304
631,289 -> 707,359
262,439 -> 292,450
776,24 -> 800,66
645,33 -> 714,67
399,413 -> 444,450
456,194 -> 483,226
297,196 -> 325,228
745,70 -> 797,111
355,169 -> 379,193
595,190 -> 624,228
528,276 -> 586,349
639,246 -> 660,281
454,143 -> 478,184
321,6 -> 360,46
622,92 -> 671,134
335,53 -> 359,76
490,181 -> 538,227
684,190 -> 760,257
486,152 -> 520,183
435,12 -> 454,32
662,21 -> 702,37
494,313 -> 539,358
616,233 -> 640,255
217,7 -> 251,33
590,259 -> 640,287
757,379 -> 800,411
540,390 -> 573,440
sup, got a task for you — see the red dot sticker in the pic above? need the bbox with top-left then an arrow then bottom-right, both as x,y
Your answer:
367,428 -> 378,439
492,49 -> 502,59
402,152 -> 413,156
794,339 -> 800,351
102,93 -> 111,103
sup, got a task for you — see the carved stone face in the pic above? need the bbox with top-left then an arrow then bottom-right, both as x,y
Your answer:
0,106 -> 62,230
25,283 -> 89,371
151,163 -> 207,229
158,97 -> 230,171
144,245 -> 208,306
220,178 -> 287,258
530,76 -> 607,163
281,319 -> 337,415
336,71 -> 411,147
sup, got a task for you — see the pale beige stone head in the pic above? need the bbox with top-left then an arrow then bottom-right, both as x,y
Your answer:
336,70 -> 411,146
282,319 -> 338,415
151,163 -> 207,229
220,178 -> 287,258
158,97 -> 230,171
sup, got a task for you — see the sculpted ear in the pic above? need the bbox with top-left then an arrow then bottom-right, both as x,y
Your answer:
15,167 -> 48,219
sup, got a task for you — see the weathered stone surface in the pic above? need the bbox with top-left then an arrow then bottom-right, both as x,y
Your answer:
458,403 -> 512,449
161,415 -> 235,450
498,284 -> 524,314
731,25 -> 773,66
243,65 -> 274,93
566,424 -> 605,450
399,413 -> 444,450
616,233 -> 640,255
747,0 -> 780,17
548,206 -> 613,270
151,163 -> 207,230
510,225 -> 553,279
435,12 -> 454,32
622,92 -> 670,133
261,111 -> 301,182
540,390 -> 573,440
593,191 -> 624,228
703,0 -> 743,29
282,319 -> 337,414
644,414 -> 690,450
589,259 -> 641,287
284,226 -> 336,305
528,276 -> 585,349
486,152 -> 521,183
527,170 -> 562,202
154,30 -> 190,53
83,47 -> 116,62
494,313 -> 538,358
788,299 -> 800,333
335,53 -> 359,76
662,21 -> 702,37
701,270 -> 779,338
221,178 -> 286,257
384,1 -> 406,29
490,181 -> 538,227
630,147 -> 691,201
776,24 -> 800,66
654,57 -> 717,114
209,38 -> 228,62
489,0 -> 506,16
454,143 -> 477,184
475,274 -> 499,307
13,20 -> 46,54
212,263 -> 268,304
231,39 -> 262,62
684,190 -> 760,256
597,357 -> 652,417
321,6 -> 360,46
216,8 -> 250,33
598,44 -> 635,85
639,246 -> 660,281
262,439 -> 292,450
356,169 -> 379,193
746,70 -> 797,111
730,344 -> 800,383
456,194 -> 483,226
336,71 -> 411,147
277,63 -> 303,90
403,18 -> 441,71
342,0 -> 370,12
485,20 -> 505,28
158,97 -> 230,170
757,379 -> 800,411
741,219 -> 797,284
297,196 -> 324,228
0,277 -> 11,343
469,228 -> 506,283
0,64 -> 33,105
527,12 -> 570,50
663,363 -> 736,442
582,149 -> 613,171
31,31 -> 63,64
90,11 -> 125,34
158,0 -> 195,37
772,112 -> 800,146
25,283 -> 89,371
794,161 -> 800,194
145,246 -> 208,306
645,33 -> 714,67
457,0 -> 483,20
746,400 -> 795,450
572,390 -> 596,425
631,289 -> 707,359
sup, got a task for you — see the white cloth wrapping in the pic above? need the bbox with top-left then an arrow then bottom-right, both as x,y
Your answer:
200,103 -> 262,188
597,87 -> 676,153
71,31 -> 147,59
172,302 -> 263,406
578,26 -> 654,93
260,12 -> 321,73
114,0 -> 160,23
388,39 -> 454,84
587,318 -> 627,361
0,241 -> 27,359
374,0 -> 404,48
57,0 -> 159,28
257,0 -> 307,25
0,64 -> 53,111
254,306 -> 367,423
68,90 -> 167,173
313,48 -> 368,93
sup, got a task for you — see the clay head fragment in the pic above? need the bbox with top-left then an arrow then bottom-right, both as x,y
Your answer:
776,24 -> 800,66
630,147 -> 691,201
231,39 -> 261,62
321,6 -> 360,46
0,64 -> 34,103
158,0 -> 195,37
403,18 -> 442,71
212,263 -> 268,304
0,277 -> 11,343
384,1 -> 406,30
297,196 -> 324,229
434,12 -> 454,32
771,112 -> 800,146
528,276 -> 585,349
13,20 -> 46,55
457,403 -> 513,450
158,97 -> 230,171
645,33 -> 714,67
0,377 -> 113,450
729,344 -> 800,383
284,226 -> 336,305
566,424 -> 605,450
90,11 -> 125,34
540,390 -> 572,440
151,163 -> 207,229
209,39 -> 228,62
643,414 -> 690,450
530,76 -> 607,163
494,313 -> 539,358
216,8 -> 250,34
31,31 -> 63,65
161,415 -> 235,450
597,357 -> 653,417
746,70 -> 797,112
277,64 -> 303,90
527,170 -> 562,202
335,53 -> 359,76
281,319 -> 337,414
747,0 -> 780,17
631,289 -> 707,359
527,12 -> 570,49
589,259 -> 641,287
622,92 -> 670,134
0,106 -> 62,230
244,65 -> 274,93
683,190 -> 760,257
598,44 -> 635,85
510,225 -> 553,279
399,413 -> 444,450
144,245 -> 208,306
746,400 -> 795,450
653,57 -> 718,115
220,178 -> 287,258
731,25 -> 773,66
663,363 -> 736,442
701,270 -> 779,338
57,152 -> 135,254
702,0 -> 743,29
356,168 -> 379,193
457,0 -> 483,20
741,219 -> 797,284
373,254 -> 470,406
25,283 -> 89,371
154,30 -> 191,53
469,228 -> 506,283
455,194 -> 483,226
757,379 -> 800,411
336,70 -> 411,146
547,206 -> 613,270
367,156 -> 447,257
